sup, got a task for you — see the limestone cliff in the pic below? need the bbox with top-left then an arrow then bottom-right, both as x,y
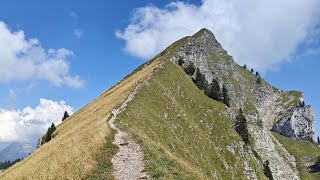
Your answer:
273,104 -> 315,142
168,28 -> 316,179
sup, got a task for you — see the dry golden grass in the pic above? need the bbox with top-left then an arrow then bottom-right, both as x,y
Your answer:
0,58 -> 162,180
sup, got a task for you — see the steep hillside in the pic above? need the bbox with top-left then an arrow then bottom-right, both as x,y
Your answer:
1,28 -> 318,180
116,62 -> 266,179
168,28 -> 317,179
0,56 -> 162,179
273,132 -> 320,180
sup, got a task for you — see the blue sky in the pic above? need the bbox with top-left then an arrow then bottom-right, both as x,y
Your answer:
0,0 -> 319,146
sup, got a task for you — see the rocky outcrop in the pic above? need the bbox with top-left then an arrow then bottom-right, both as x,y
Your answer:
272,105 -> 315,141
37,137 -> 43,148
37,134 -> 54,148
170,28 -> 316,179
36,136 -> 46,148
249,125 -> 300,180
171,28 -> 316,141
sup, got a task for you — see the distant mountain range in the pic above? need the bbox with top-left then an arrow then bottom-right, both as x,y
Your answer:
0,142 -> 35,162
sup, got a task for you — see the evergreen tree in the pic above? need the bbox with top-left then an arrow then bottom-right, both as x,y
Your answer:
194,68 -> 207,91
178,57 -> 184,66
44,123 -> 56,143
50,123 -> 56,133
257,76 -> 262,84
243,64 -> 247,69
251,68 -> 254,73
255,72 -> 259,76
235,109 -> 249,145
222,85 -> 230,107
317,136 -> 320,145
62,111 -> 70,121
263,160 -> 274,180
0,158 -> 21,170
184,63 -> 196,76
208,78 -> 221,101
44,130 -> 50,142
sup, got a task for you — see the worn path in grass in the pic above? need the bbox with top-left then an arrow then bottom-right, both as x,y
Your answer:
108,82 -> 148,180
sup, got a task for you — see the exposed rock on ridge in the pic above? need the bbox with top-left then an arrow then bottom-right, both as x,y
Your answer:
272,105 -> 315,141
169,28 -> 316,179
170,28 -> 315,141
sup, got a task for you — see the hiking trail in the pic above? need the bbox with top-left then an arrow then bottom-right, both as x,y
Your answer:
108,82 -> 148,180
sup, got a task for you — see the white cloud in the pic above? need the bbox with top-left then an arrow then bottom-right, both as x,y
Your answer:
0,21 -> 84,88
0,98 -> 73,142
73,29 -> 83,39
116,0 -> 320,71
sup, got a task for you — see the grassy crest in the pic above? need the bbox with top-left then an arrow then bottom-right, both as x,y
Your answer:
116,62 -> 265,179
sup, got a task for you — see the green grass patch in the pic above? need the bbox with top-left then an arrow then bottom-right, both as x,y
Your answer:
277,91 -> 302,110
115,62 -> 263,179
273,132 -> 320,180
85,127 -> 118,180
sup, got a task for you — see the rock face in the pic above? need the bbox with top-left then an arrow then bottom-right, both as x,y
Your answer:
272,105 -> 315,141
169,28 -> 316,179
249,126 -> 300,180
37,137 -> 43,148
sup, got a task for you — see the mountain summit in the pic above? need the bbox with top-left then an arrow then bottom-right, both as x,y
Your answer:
1,28 -> 319,180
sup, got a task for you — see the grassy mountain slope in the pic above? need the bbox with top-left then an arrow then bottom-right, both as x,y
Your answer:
1,28 -> 317,180
116,61 -> 266,179
0,57 -> 162,180
273,132 -> 320,180
168,29 -> 315,179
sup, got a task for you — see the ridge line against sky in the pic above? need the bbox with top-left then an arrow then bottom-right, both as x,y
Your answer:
116,0 -> 320,136
0,0 -> 319,148
116,0 -> 320,72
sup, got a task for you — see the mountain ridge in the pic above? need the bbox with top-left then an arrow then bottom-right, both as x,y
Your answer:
1,28 -> 319,180
170,28 -> 315,141
0,142 -> 35,162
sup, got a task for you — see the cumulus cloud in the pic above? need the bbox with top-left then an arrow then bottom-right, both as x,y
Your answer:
0,98 -> 73,143
116,0 -> 320,71
0,21 -> 84,88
